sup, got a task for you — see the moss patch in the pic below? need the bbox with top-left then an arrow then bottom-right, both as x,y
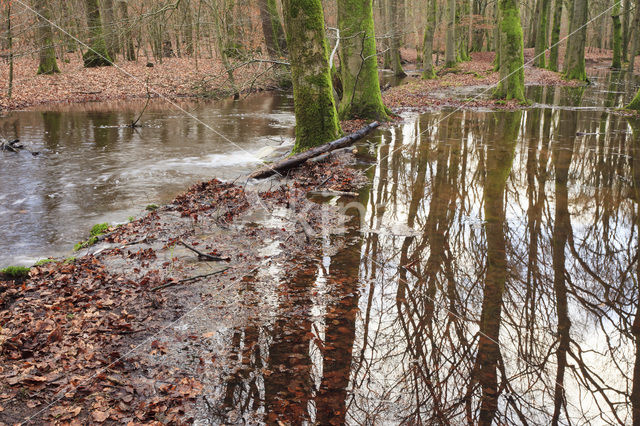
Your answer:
0,266 -> 30,279
74,223 -> 110,251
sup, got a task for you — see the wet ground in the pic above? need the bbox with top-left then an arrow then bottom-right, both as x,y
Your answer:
1,68 -> 640,424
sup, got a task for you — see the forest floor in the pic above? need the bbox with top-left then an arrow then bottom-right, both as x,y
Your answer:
383,48 -> 640,111
0,47 -> 636,112
0,149 -> 368,424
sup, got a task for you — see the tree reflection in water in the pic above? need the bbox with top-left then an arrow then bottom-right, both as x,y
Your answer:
209,82 -> 640,424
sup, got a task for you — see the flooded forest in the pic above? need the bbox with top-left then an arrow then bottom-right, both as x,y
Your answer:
1,0 -> 640,424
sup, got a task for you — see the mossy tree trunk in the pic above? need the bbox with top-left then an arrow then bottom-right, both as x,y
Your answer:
611,0 -> 622,69
34,0 -> 60,75
445,0 -> 457,67
627,88 -> 640,110
281,0 -> 341,153
83,0 -> 112,67
389,0 -> 406,76
548,0 -> 563,71
337,0 -> 389,120
118,0 -> 135,61
422,0 -> 437,78
259,0 -> 287,57
493,0 -> 525,100
534,0 -> 551,68
564,0 -> 588,80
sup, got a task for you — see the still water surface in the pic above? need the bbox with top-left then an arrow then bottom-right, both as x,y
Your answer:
1,70 -> 640,424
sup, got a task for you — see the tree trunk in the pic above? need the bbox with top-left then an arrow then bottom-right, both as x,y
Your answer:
548,0 -> 563,71
622,0 -> 630,60
564,0 -> 588,80
422,0 -> 437,78
102,0 -> 119,61
34,0 -> 61,74
628,0 -> 639,73
534,0 -> 551,67
180,0 -> 194,56
117,0 -> 135,61
445,0 -> 457,67
281,0 -> 341,153
494,0 -> 525,100
390,0 -> 406,76
526,0 -> 540,47
611,0 -> 622,69
83,0 -> 112,67
337,0 -> 389,120
259,0 -> 287,57
6,2 -> 13,98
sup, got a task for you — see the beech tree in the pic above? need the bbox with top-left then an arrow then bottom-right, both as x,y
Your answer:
281,0 -> 341,152
83,0 -> 112,67
533,0 -> 551,67
258,0 -> 287,58
611,0 -> 622,69
564,0 -> 588,80
34,0 -> 60,75
445,0 -> 456,67
421,0 -> 437,78
494,0 -> 525,100
337,0 -> 389,120
548,0 -> 563,70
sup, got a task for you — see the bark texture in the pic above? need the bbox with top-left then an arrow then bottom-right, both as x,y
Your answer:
337,0 -> 389,120
445,0 -> 457,67
564,0 -> 588,80
118,0 -> 135,61
34,0 -> 60,75
494,0 -> 525,100
422,0 -> 437,78
389,0 -> 406,76
259,0 -> 287,57
281,0 -> 341,153
548,0 -> 563,71
534,0 -> 551,67
611,0 -> 622,69
83,0 -> 113,67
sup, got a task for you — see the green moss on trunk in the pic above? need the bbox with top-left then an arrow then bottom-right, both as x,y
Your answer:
548,0 -> 563,71
611,3 -> 622,69
534,0 -> 551,68
493,0 -> 525,101
282,0 -> 341,153
563,0 -> 588,81
422,0 -> 437,79
34,0 -> 60,75
627,88 -> 640,111
337,0 -> 389,120
83,0 -> 113,68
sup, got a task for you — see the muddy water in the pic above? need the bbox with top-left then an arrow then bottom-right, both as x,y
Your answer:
0,94 -> 294,266
204,74 -> 640,424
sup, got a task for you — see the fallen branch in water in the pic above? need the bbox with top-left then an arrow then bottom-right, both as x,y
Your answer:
248,121 -> 380,179
152,267 -> 231,291
179,240 -> 229,261
1,139 -> 39,155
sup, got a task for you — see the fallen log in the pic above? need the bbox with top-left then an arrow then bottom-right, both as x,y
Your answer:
248,121 -> 380,179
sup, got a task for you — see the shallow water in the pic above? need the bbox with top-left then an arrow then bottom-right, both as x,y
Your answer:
204,72 -> 640,424
2,69 -> 640,424
0,94 -> 295,266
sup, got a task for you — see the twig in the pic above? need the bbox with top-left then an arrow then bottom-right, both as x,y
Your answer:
129,77 -> 151,128
179,240 -> 229,261
152,267 -> 231,291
